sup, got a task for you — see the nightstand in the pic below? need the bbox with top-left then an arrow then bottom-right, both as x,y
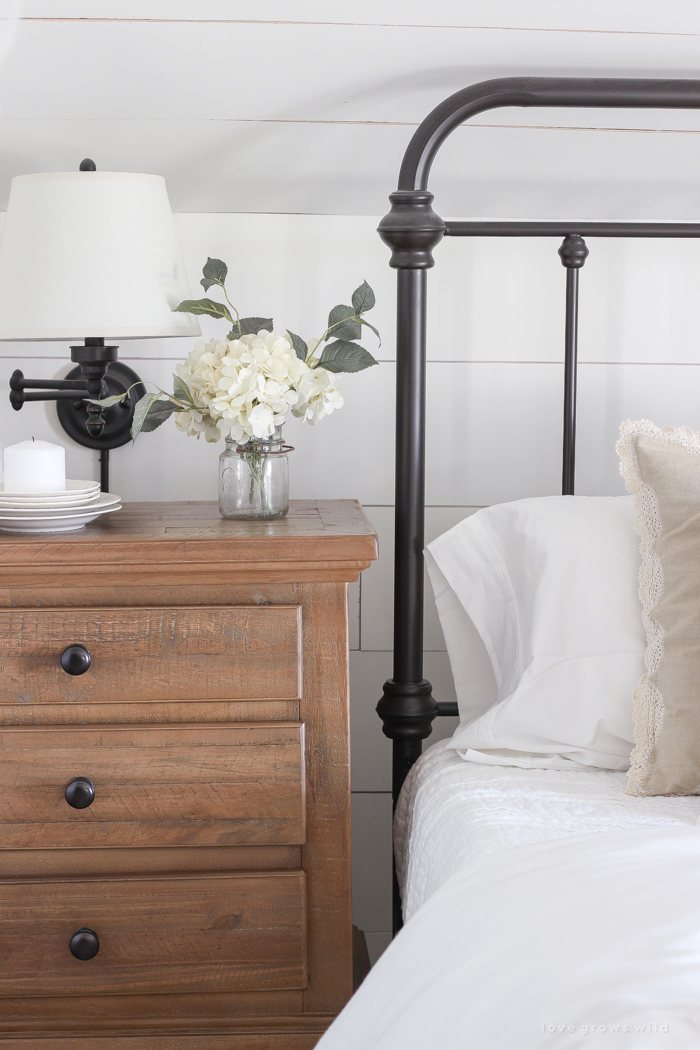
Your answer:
0,499 -> 377,1049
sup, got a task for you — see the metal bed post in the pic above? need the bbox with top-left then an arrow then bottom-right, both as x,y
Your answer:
377,76 -> 700,934
559,235 -> 589,495
376,192 -> 445,933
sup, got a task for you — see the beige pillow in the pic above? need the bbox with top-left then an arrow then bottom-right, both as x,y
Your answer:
617,419 -> 700,796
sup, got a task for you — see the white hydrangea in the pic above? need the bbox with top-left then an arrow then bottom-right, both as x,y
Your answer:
174,407 -> 221,443
173,331 -> 343,442
292,366 -> 344,424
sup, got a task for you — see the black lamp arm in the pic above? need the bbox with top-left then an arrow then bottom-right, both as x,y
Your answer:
7,341 -> 146,494
9,341 -> 117,437
10,371 -> 88,409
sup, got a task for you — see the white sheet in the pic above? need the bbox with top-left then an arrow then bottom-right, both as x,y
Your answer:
395,739 -> 700,922
319,826 -> 700,1049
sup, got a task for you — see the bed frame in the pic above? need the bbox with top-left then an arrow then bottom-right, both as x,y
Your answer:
376,76 -> 700,930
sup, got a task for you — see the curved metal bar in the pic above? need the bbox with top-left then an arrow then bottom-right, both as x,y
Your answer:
399,76 -> 700,192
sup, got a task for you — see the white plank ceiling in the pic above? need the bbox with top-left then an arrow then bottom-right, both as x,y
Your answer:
0,1 -> 699,215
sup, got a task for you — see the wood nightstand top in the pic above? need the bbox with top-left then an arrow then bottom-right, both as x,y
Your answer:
0,499 -> 378,585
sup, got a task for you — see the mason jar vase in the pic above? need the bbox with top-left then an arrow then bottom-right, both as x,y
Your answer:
218,427 -> 291,520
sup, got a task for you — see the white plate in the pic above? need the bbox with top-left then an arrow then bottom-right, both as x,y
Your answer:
0,503 -> 122,533
0,493 -> 102,507
0,493 -> 121,516
0,479 -> 100,499
0,486 -> 100,501
0,492 -> 107,509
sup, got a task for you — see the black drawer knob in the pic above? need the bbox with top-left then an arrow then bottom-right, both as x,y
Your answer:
69,927 -> 99,961
60,644 -> 91,676
64,777 -> 95,809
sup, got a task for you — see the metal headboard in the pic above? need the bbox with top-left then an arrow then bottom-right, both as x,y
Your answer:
376,77 -> 700,931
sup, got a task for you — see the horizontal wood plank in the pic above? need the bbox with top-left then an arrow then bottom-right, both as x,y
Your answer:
0,501 -> 377,573
0,987 -> 304,1026
0,582 -> 301,611
0,845 -> 301,878
0,1032 -> 326,1049
0,723 -> 305,848
0,605 -> 302,704
0,871 -> 307,997
0,699 -> 300,726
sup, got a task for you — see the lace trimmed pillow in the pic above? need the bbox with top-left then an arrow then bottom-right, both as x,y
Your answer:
618,419 -> 700,796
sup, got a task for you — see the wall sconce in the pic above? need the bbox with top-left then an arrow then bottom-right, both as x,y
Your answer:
0,159 -> 200,490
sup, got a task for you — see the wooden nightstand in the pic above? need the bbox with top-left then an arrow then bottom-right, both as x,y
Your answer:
0,500 -> 377,1049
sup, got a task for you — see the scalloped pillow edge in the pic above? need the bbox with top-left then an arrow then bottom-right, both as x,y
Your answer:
616,419 -> 700,796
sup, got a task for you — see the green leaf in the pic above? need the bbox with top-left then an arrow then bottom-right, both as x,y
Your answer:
131,392 -> 162,439
351,280 -> 376,314
139,398 -> 180,433
200,257 -> 228,291
173,297 -> 233,324
327,304 -> 361,341
318,339 -> 379,373
172,374 -> 195,406
238,316 -> 273,336
84,392 -> 128,408
287,330 -> 309,361
359,316 -> 382,345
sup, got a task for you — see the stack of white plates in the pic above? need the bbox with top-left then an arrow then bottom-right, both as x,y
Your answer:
0,479 -> 122,532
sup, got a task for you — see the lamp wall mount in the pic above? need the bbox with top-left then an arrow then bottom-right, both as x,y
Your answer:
10,338 -> 146,491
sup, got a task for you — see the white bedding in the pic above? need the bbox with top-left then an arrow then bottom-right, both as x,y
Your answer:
319,826 -> 700,1049
395,739 -> 700,921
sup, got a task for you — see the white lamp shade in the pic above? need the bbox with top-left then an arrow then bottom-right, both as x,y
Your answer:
0,171 -> 201,340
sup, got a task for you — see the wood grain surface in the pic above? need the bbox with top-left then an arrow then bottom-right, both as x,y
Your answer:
0,1033 -> 328,1049
0,723 -> 305,848
0,605 -> 301,704
0,871 -> 307,997
0,698 -> 300,727
0,501 -> 378,587
298,583 -> 353,1016
0,988 -> 307,1030
0,845 -> 300,879
0,501 -> 378,1045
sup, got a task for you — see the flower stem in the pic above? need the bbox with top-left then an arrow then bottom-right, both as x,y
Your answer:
243,450 -> 269,513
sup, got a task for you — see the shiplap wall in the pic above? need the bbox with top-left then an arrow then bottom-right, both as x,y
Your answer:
3,1 -> 700,963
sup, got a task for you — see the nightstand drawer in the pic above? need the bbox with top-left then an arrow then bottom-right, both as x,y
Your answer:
0,722 -> 305,848
0,870 -> 307,997
0,605 -> 302,705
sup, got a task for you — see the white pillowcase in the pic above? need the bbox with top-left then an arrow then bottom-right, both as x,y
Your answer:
424,551 -> 498,724
426,496 -> 645,770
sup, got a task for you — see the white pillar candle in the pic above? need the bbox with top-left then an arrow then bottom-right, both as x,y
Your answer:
3,439 -> 66,493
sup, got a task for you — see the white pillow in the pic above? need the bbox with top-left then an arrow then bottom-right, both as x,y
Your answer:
426,496 -> 645,770
424,551 -> 498,724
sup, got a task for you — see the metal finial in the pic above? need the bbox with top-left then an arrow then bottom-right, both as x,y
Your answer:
558,233 -> 589,269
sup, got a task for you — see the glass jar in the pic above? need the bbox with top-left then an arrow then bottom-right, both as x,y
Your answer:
218,426 -> 291,520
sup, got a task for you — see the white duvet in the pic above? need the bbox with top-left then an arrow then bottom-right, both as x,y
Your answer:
396,740 -> 700,920
319,742 -> 700,1049
320,826 -> 700,1049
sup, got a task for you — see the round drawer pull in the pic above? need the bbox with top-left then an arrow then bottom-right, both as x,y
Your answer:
60,644 -> 91,676
64,777 -> 95,810
69,927 -> 99,961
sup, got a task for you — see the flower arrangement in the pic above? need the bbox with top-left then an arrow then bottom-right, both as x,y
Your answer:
172,330 -> 344,443
92,258 -> 380,444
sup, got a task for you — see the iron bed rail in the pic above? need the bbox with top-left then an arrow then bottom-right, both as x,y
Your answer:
377,76 -> 700,933
445,221 -> 700,237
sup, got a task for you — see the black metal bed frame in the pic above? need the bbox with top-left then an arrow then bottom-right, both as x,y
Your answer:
376,76 -> 700,932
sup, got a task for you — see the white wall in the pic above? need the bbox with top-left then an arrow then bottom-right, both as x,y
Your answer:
3,1 -> 700,963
